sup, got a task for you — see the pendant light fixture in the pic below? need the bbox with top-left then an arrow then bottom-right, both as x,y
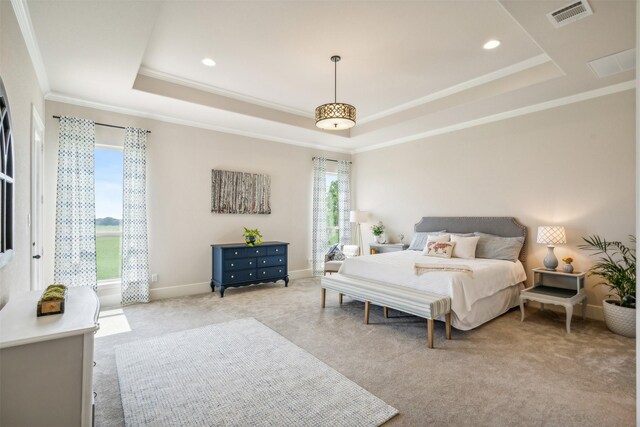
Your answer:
315,55 -> 356,130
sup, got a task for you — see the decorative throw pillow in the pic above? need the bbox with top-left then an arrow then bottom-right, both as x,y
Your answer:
325,243 -> 340,260
423,241 -> 456,258
332,249 -> 346,261
427,234 -> 451,243
450,235 -> 480,259
407,231 -> 447,251
474,232 -> 525,262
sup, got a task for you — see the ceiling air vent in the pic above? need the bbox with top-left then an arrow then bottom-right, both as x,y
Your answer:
547,0 -> 593,28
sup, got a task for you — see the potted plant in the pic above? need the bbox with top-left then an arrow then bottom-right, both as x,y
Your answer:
579,235 -> 636,337
370,222 -> 386,244
243,227 -> 263,247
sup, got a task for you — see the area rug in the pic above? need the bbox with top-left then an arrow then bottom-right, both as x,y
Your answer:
115,318 -> 398,426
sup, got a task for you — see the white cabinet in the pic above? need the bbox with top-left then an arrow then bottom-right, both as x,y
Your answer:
0,287 -> 100,426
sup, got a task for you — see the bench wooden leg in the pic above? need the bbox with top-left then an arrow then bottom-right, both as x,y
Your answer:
321,288 -> 326,308
364,301 -> 370,324
338,293 -> 343,305
383,307 -> 389,318
427,319 -> 434,348
445,313 -> 451,340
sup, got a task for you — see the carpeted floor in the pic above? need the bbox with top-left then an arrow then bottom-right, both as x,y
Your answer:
94,278 -> 635,426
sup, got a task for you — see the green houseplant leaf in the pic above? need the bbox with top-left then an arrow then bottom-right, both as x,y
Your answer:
242,227 -> 263,247
579,235 -> 636,308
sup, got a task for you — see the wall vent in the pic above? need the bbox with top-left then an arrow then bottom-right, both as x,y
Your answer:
547,1 -> 593,28
588,48 -> 636,78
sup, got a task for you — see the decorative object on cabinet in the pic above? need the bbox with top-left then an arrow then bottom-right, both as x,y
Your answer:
371,222 -> 386,244
349,210 -> 368,256
520,268 -> 587,333
579,234 -> 635,337
211,241 -> 289,297
211,169 -> 271,214
37,284 -> 68,316
0,76 -> 15,269
536,225 -> 566,270
243,227 -> 263,246
562,257 -> 574,273
0,287 -> 100,426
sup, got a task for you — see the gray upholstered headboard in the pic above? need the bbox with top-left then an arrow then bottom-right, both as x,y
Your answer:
414,217 -> 527,262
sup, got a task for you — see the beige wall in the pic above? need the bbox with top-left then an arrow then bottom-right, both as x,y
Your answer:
0,2 -> 45,308
352,90 -> 636,310
43,101 -> 349,296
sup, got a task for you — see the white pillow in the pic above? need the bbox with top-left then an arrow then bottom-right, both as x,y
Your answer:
422,241 -> 455,258
450,235 -> 480,259
427,234 -> 451,243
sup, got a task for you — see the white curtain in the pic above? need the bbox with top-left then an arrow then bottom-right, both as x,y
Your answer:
121,127 -> 150,305
54,116 -> 97,290
337,160 -> 351,246
312,157 -> 327,276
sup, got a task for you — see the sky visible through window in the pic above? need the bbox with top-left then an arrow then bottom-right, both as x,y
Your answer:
95,148 -> 123,219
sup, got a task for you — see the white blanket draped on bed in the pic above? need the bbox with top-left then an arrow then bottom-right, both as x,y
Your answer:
338,251 -> 527,326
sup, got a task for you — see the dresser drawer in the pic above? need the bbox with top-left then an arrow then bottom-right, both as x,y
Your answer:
267,246 -> 286,256
246,246 -> 267,257
258,266 -> 286,279
224,248 -> 246,259
223,269 -> 257,283
224,258 -> 257,270
258,256 -> 286,267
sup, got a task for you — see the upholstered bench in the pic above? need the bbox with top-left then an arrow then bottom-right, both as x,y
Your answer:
321,274 -> 452,348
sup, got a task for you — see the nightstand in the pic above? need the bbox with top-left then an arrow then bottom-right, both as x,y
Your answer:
519,268 -> 587,333
369,243 -> 409,254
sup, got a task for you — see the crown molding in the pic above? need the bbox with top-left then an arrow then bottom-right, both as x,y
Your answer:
357,54 -> 555,125
44,92 -> 351,154
138,67 -> 313,118
10,0 -> 50,93
352,80 -> 635,154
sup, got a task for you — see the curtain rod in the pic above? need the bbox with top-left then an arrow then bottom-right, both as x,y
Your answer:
312,157 -> 352,164
52,116 -> 151,134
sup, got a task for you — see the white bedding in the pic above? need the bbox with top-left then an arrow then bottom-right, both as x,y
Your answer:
338,251 -> 527,328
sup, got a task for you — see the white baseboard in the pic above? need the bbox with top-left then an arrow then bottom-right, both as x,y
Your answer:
97,268 -> 313,308
526,301 -> 604,321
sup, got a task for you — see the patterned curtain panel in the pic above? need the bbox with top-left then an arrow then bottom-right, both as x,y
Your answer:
312,157 -> 327,276
337,160 -> 351,246
121,127 -> 150,305
54,116 -> 97,290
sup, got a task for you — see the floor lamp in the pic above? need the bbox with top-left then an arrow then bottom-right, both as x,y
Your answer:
350,210 -> 369,256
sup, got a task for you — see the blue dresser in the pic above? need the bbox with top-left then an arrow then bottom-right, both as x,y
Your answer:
210,241 -> 289,297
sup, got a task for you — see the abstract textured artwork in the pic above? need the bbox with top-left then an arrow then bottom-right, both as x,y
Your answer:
211,169 -> 271,214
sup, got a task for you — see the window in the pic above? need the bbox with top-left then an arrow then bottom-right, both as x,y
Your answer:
95,147 -> 123,281
326,173 -> 339,247
0,78 -> 14,268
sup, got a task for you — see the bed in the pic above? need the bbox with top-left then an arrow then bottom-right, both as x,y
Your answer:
321,217 -> 528,331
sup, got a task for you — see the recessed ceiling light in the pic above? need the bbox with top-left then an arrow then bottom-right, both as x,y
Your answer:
483,40 -> 501,50
202,58 -> 216,67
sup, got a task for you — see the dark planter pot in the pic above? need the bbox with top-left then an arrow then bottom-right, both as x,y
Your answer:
245,236 -> 256,245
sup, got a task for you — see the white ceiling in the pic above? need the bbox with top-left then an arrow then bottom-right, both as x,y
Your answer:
24,0 -> 636,153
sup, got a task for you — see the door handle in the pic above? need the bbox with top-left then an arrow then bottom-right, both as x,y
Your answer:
32,255 -> 41,259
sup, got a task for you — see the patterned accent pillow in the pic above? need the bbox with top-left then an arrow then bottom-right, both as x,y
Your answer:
332,249 -> 346,261
423,241 -> 456,258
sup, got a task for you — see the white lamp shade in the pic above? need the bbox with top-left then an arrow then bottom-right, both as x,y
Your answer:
349,210 -> 369,223
537,226 -> 567,245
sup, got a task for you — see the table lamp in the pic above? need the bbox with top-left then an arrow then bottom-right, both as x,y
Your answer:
536,226 -> 567,270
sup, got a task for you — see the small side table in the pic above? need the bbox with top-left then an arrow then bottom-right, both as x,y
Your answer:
520,268 -> 587,333
369,243 -> 409,254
